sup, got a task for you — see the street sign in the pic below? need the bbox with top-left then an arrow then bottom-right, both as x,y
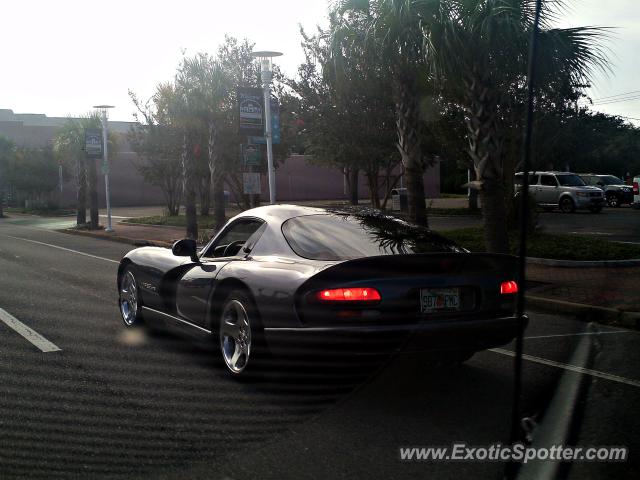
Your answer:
101,160 -> 109,175
242,144 -> 261,166
243,172 -> 261,195
238,87 -> 264,135
251,97 -> 280,145
85,128 -> 103,158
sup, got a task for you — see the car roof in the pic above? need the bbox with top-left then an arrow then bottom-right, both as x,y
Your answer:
233,204 -> 329,224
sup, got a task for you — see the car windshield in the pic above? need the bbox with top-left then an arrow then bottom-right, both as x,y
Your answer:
282,213 -> 461,260
557,174 -> 586,186
600,175 -> 624,185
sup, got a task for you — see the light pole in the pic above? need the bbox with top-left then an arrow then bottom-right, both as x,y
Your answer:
93,105 -> 115,232
250,51 -> 282,204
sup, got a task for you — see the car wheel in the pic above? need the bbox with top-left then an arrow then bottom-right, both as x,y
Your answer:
119,267 -> 143,327
559,197 -> 575,213
607,194 -> 620,207
588,206 -> 603,213
218,290 -> 261,375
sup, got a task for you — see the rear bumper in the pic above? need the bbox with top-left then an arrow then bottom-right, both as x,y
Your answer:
263,315 -> 526,356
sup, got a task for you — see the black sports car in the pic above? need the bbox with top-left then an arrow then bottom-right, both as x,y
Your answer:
117,205 -> 524,375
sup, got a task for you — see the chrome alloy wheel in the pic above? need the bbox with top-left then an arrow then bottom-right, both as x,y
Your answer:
220,299 -> 252,374
119,270 -> 139,326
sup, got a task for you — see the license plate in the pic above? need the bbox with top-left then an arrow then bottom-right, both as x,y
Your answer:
420,288 -> 460,313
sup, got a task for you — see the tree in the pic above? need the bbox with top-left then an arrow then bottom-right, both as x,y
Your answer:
0,136 -> 16,218
54,115 -> 114,228
290,19 -> 400,208
129,85 -> 184,216
176,53 -> 231,231
335,0 -> 439,226
425,0 -> 608,252
6,146 -> 59,207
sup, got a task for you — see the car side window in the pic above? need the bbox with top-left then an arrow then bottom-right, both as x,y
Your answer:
540,175 -> 557,186
202,219 -> 264,258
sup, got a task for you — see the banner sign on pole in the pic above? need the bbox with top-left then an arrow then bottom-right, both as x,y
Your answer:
238,87 -> 264,135
251,96 -> 280,145
243,172 -> 262,195
242,144 -> 261,166
85,128 -> 103,158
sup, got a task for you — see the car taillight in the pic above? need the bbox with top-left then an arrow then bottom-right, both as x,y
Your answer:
500,281 -> 518,294
317,287 -> 381,302
634,182 -> 639,195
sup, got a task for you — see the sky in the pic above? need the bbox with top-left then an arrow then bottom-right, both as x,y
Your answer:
1,0 -> 638,124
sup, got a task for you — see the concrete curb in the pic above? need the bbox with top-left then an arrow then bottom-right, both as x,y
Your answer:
527,256 -> 640,268
59,228 -> 173,249
526,294 -> 640,329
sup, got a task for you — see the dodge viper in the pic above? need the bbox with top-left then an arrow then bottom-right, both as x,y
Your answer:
117,205 -> 524,376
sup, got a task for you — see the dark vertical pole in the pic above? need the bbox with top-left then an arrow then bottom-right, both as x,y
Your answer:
508,0 -> 543,476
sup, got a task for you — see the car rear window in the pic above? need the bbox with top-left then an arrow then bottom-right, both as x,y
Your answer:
281,214 -> 461,261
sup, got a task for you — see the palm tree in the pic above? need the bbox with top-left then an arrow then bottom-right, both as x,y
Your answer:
176,54 -> 231,232
424,0 -> 608,252
334,0 -> 439,227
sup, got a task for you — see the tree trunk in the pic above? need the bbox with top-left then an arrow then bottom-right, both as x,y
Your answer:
212,174 -> 226,234
365,171 -> 381,208
347,168 -> 359,205
481,178 -> 509,253
464,73 -> 509,253
87,158 -> 99,229
200,174 -> 211,217
208,120 -> 225,232
394,76 -> 427,227
182,132 -> 198,240
76,157 -> 87,226
468,167 -> 479,211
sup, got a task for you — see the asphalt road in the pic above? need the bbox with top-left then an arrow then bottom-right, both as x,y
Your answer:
0,216 -> 638,479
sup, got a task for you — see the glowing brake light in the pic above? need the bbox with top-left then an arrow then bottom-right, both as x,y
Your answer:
500,281 -> 519,295
317,287 -> 381,302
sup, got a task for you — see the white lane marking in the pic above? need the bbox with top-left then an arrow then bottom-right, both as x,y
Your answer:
569,231 -> 612,236
524,330 -> 632,340
490,348 -> 640,388
2,235 -> 119,264
0,308 -> 61,353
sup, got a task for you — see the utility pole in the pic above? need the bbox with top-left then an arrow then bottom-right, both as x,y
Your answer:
93,105 -> 114,232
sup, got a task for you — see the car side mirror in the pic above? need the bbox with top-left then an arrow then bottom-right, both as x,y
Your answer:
597,182 -> 604,186
172,238 -> 198,262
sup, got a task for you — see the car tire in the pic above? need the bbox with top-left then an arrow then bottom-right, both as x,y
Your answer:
119,266 -> 144,327
559,197 -> 575,213
607,194 -> 620,208
218,290 -> 264,376
588,206 -> 603,213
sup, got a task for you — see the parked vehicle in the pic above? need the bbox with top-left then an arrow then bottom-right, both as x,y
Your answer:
578,174 -> 634,207
633,175 -> 640,209
514,171 -> 604,213
117,205 -> 524,376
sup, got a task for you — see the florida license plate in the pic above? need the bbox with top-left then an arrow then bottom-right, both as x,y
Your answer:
420,288 -> 460,313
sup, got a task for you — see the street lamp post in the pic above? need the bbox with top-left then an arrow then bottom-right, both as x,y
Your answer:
93,105 -> 115,232
250,51 -> 282,205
